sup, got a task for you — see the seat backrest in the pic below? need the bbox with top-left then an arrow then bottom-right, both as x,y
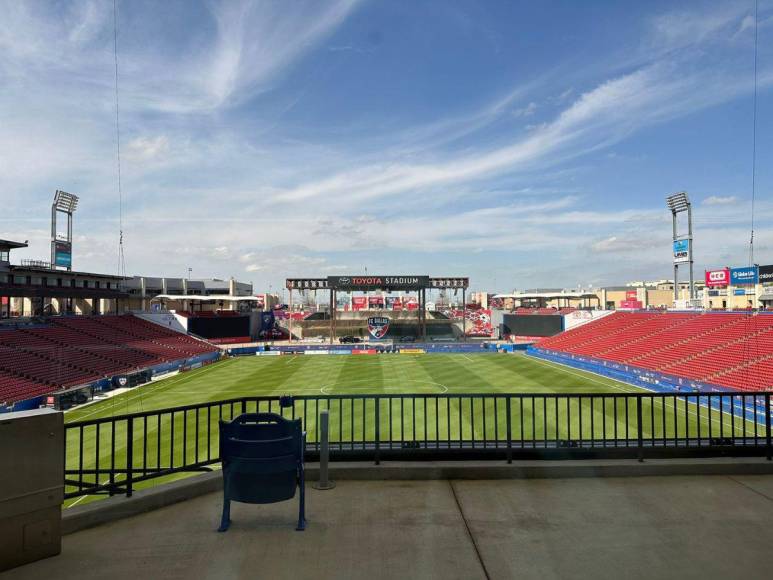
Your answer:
219,413 -> 302,456
218,413 -> 304,504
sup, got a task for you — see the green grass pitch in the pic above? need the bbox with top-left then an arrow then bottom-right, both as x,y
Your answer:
63,353 -> 761,507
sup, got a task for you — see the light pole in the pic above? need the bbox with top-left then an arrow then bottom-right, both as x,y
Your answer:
666,192 -> 694,305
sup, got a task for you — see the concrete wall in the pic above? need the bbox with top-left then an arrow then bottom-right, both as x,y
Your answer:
132,311 -> 188,333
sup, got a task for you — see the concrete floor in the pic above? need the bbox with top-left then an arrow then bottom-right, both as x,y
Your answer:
5,475 -> 773,580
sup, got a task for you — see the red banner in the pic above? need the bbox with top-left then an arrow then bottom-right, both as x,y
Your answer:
385,296 -> 402,310
705,268 -> 730,287
352,297 -> 367,311
625,290 -> 638,301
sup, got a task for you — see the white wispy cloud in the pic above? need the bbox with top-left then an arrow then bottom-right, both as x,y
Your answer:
0,1 -> 770,292
703,195 -> 739,206
277,59 -> 772,204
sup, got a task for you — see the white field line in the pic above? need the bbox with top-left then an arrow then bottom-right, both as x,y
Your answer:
67,479 -> 109,508
68,360 -> 233,421
524,354 -> 756,434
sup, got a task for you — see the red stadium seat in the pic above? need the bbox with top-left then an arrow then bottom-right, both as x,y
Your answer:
0,315 -> 218,404
537,312 -> 773,391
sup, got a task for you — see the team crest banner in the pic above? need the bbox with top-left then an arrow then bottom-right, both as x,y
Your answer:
367,316 -> 390,339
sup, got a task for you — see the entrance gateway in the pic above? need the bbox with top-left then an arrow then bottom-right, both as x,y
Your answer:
285,275 -> 470,343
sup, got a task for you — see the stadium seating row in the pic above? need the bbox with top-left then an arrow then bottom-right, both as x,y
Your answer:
537,312 -> 773,391
0,315 -> 217,404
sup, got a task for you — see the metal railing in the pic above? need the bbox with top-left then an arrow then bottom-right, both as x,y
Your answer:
64,391 -> 773,499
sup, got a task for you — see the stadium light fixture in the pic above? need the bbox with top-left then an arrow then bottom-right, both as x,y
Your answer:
51,190 -> 79,271
665,191 -> 690,213
666,191 -> 694,303
53,190 -> 79,213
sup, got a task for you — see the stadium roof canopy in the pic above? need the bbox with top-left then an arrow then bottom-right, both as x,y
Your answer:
493,291 -> 598,299
0,239 -> 29,250
151,294 -> 261,302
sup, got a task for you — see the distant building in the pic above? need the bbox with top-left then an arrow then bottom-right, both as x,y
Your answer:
124,276 -> 255,312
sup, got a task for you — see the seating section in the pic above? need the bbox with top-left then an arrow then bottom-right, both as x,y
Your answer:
0,315 -> 218,404
537,312 -> 773,391
0,370 -> 52,406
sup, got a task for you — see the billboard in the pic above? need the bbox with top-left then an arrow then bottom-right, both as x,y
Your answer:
502,313 -> 560,338
730,266 -> 758,285
54,241 -> 72,268
619,300 -> 643,309
672,239 -> 690,264
757,264 -> 773,284
625,290 -> 638,301
328,275 -> 429,291
563,310 -> 613,330
705,268 -> 729,288
368,296 -> 384,309
352,297 -> 367,311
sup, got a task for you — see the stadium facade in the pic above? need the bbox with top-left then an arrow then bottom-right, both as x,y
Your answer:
1,239 -> 126,317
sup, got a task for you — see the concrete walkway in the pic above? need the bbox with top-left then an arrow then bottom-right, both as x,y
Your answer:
5,475 -> 773,580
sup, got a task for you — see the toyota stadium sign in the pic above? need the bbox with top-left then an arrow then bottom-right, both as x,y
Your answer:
705,268 -> 730,288
328,275 -> 430,290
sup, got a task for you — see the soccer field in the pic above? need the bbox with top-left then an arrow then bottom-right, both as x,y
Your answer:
65,352 -> 644,423
63,353 -> 762,507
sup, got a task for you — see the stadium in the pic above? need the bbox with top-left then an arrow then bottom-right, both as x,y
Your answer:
3,191 -> 773,576
3,2 -> 773,578
2,193 -> 772,482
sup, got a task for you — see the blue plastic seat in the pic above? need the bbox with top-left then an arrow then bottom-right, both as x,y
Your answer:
218,413 -> 306,532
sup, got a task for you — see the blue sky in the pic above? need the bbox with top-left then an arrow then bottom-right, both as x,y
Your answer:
1,0 -> 772,294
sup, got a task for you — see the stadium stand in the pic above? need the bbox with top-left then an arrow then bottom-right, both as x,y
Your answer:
537,312 -> 773,391
0,315 -> 217,404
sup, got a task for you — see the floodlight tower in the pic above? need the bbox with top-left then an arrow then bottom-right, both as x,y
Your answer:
51,190 -> 79,271
666,191 -> 694,303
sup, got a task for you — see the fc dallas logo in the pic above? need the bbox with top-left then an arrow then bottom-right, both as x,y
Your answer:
367,316 -> 390,339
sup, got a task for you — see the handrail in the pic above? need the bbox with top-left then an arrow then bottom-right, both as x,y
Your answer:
63,391 -> 773,500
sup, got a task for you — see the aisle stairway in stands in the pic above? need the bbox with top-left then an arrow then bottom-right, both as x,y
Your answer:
536,311 -> 773,391
0,315 -> 218,405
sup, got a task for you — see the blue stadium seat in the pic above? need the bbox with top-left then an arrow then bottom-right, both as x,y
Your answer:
217,413 -> 306,532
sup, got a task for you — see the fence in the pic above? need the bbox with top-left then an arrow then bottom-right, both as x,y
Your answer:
64,391 -> 773,499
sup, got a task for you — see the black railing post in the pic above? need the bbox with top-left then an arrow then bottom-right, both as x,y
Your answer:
375,398 -> 381,466
506,397 -> 512,464
126,416 -> 134,497
109,421 -> 116,496
636,396 -> 643,463
766,394 -> 771,461
241,399 -> 247,415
